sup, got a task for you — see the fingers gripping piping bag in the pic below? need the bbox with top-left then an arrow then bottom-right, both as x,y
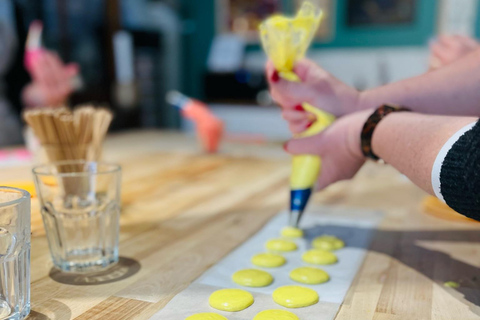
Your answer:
260,1 -> 336,227
167,91 -> 224,153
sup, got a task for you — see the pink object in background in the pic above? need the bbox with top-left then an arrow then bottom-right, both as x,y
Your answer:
13,149 -> 32,161
0,148 -> 32,166
182,100 -> 224,153
24,21 -> 44,73
167,91 -> 224,153
0,151 -> 8,161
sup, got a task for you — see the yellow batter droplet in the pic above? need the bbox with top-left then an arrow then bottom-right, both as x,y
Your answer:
281,226 -> 304,238
251,253 -> 286,268
312,235 -> 345,251
266,239 -> 297,252
232,269 -> 273,287
185,313 -> 229,320
290,267 -> 330,285
302,249 -> 338,265
209,289 -> 254,312
273,285 -> 319,308
253,309 -> 300,320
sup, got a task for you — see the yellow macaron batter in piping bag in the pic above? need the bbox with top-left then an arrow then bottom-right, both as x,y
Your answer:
259,1 -> 335,227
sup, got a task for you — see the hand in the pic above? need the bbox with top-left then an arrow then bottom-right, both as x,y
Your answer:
284,109 -> 372,191
429,35 -> 479,70
23,50 -> 79,108
266,58 -> 360,133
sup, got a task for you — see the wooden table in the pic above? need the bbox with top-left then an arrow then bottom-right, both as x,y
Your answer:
2,131 -> 480,320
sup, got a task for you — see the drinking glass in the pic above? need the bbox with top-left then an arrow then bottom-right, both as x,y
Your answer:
0,187 -> 31,320
33,161 -> 121,273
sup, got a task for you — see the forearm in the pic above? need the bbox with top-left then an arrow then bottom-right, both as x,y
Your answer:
371,113 -> 478,194
359,49 -> 480,116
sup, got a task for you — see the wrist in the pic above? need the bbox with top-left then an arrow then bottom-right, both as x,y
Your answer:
346,109 -> 373,161
356,90 -> 373,112
364,105 -> 412,161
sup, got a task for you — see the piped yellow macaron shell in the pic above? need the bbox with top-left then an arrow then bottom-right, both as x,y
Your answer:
266,239 -> 298,252
302,249 -> 338,265
252,253 -> 286,268
185,313 -> 229,320
253,309 -> 300,320
272,285 -> 319,308
290,267 -> 330,285
312,235 -> 345,251
232,269 -> 273,287
209,289 -> 254,312
281,226 -> 304,238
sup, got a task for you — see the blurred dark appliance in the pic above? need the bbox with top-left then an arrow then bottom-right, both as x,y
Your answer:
347,0 -> 417,27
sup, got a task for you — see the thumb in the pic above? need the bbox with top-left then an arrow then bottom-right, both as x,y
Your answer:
284,134 -> 326,156
293,58 -> 319,81
272,78 -> 312,105
315,157 -> 340,190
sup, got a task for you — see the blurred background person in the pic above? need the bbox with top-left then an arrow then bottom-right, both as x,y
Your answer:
0,0 -> 78,146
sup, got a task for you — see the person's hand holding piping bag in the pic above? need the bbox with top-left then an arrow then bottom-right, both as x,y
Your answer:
286,110 -> 370,191
267,44 -> 480,221
282,105 -> 480,222
266,59 -> 360,133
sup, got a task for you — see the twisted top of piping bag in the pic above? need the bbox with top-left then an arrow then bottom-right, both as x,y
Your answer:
259,1 -> 333,135
259,1 -> 323,79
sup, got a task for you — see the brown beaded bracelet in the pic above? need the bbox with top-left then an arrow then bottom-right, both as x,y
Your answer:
361,104 -> 411,161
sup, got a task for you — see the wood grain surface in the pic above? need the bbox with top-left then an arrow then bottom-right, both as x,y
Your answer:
2,131 -> 479,320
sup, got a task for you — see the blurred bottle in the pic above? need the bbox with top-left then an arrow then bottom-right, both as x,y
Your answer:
112,30 -> 137,109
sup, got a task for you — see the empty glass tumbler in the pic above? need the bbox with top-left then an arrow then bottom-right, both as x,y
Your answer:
33,161 -> 121,273
0,187 -> 31,320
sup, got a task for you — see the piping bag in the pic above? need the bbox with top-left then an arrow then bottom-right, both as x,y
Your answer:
259,1 -> 336,227
166,91 -> 224,153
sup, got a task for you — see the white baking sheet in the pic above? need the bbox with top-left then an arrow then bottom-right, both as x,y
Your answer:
151,206 -> 383,320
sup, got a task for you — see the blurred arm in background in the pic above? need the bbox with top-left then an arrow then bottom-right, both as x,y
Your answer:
22,50 -> 79,109
429,35 -> 480,70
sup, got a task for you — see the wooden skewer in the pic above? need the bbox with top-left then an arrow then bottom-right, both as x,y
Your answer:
23,105 -> 114,164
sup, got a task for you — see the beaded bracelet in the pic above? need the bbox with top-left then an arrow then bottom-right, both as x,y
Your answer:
361,104 -> 411,161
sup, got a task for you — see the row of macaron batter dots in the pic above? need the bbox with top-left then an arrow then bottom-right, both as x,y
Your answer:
185,226 -> 345,320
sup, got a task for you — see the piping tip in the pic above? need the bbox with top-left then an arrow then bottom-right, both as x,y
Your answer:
289,210 -> 304,228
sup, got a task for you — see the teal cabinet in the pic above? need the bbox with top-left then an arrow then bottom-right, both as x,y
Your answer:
319,0 -> 438,48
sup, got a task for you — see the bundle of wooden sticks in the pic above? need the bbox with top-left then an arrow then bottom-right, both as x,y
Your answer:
24,106 -> 113,163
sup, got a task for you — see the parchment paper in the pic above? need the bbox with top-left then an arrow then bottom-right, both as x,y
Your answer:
151,206 -> 383,320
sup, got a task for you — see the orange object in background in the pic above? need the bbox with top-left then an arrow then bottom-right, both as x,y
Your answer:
167,91 -> 224,153
422,196 -> 479,223
1,182 -> 36,198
